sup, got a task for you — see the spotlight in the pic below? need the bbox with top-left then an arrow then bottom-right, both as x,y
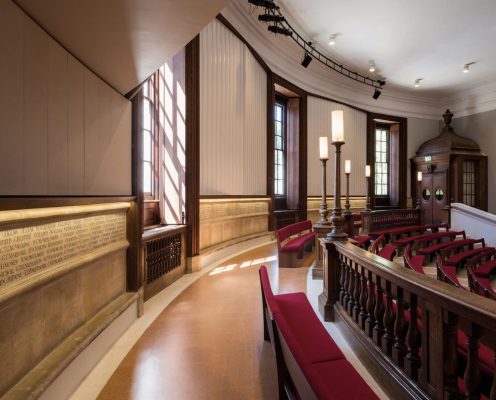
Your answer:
369,60 -> 375,72
258,14 -> 285,23
377,79 -> 386,86
463,64 -> 470,73
301,52 -> 312,68
267,25 -> 292,36
248,0 -> 279,9
328,34 -> 336,46
414,78 -> 423,88
372,88 -> 381,99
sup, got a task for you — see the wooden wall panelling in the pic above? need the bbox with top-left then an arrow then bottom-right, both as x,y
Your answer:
185,35 -> 200,256
0,1 -> 23,195
47,40 -> 68,194
23,16 -> 49,195
67,55 -> 85,194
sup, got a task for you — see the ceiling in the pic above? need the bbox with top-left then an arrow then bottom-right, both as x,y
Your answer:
13,0 -> 230,95
278,0 -> 496,96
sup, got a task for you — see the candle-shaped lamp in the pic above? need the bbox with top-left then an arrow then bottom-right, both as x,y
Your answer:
417,171 -> 423,181
344,160 -> 351,216
345,159 -> 351,174
365,165 -> 371,211
331,110 -> 344,143
416,171 -> 422,210
365,165 -> 371,178
319,137 -> 329,160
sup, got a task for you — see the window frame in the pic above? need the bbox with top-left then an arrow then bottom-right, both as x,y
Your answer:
274,98 -> 287,197
374,124 -> 390,198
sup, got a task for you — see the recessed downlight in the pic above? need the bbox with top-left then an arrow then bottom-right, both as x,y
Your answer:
328,34 -> 336,46
414,78 -> 423,88
369,60 -> 376,72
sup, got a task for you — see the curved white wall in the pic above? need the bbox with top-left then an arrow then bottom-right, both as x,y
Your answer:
199,19 -> 267,196
307,97 -> 367,196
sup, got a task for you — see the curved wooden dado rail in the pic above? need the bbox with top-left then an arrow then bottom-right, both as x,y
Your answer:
319,239 -> 496,400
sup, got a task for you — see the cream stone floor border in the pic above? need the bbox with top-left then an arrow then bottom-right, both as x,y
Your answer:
70,236 -> 389,400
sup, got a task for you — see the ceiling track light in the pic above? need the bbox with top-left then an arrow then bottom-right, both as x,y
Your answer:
247,1 -> 385,90
301,52 -> 312,68
248,0 -> 279,10
328,34 -> 336,46
369,60 -> 376,73
258,14 -> 285,22
373,88 -> 382,100
267,25 -> 292,36
414,78 -> 423,88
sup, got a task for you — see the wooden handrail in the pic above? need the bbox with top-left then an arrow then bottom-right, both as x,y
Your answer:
319,238 -> 496,399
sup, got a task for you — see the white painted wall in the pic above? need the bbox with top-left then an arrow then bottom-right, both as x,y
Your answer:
199,19 -> 267,196
0,0 -> 131,196
451,203 -> 496,246
307,97 -> 367,196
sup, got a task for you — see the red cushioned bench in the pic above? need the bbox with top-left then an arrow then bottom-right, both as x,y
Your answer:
467,266 -> 496,300
394,230 -> 465,248
370,235 -> 397,261
442,242 -> 492,270
436,254 -> 465,289
259,266 -> 378,400
403,244 -> 426,274
276,220 -> 316,268
369,223 -> 449,242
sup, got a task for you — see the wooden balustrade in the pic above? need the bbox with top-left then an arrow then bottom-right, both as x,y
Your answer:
361,208 -> 421,235
142,225 -> 187,300
319,239 -> 496,400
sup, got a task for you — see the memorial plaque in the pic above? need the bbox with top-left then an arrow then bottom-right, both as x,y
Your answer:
0,211 -> 127,289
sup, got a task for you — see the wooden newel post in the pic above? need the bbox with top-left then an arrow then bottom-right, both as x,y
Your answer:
318,239 -> 341,322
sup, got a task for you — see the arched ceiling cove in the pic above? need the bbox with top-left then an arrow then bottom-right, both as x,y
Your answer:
13,0 -> 231,95
275,0 -> 496,97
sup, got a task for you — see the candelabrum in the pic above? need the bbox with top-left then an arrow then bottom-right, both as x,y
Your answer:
344,171 -> 351,216
318,159 -> 330,224
327,141 -> 347,240
365,177 -> 371,211
416,181 -> 422,210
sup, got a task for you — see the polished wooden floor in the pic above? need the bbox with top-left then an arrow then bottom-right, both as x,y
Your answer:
97,243 -> 311,400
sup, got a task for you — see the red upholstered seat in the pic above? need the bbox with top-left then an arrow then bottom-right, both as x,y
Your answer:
276,293 -> 344,363
418,238 -> 472,256
281,231 -> 315,252
353,235 -> 372,249
378,245 -> 397,261
441,265 -> 461,285
445,247 -> 492,267
259,266 -> 280,315
310,359 -> 379,400
458,331 -> 495,376
475,260 -> 496,278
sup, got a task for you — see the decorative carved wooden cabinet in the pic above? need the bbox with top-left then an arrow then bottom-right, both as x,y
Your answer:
411,109 -> 487,224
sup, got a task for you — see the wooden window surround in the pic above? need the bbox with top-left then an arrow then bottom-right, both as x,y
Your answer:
367,113 -> 407,209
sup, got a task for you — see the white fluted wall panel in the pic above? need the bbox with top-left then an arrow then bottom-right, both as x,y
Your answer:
307,97 -> 367,196
199,19 -> 267,195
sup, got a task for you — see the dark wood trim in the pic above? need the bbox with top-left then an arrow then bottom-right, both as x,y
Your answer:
216,14 -> 271,73
267,73 -> 275,230
0,196 -> 135,211
298,95 -> 308,221
367,112 -> 408,209
199,195 -> 271,199
127,93 -> 143,292
185,35 -> 201,257
273,74 -> 306,97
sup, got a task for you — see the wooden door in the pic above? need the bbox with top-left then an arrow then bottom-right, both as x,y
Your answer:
419,172 -> 447,224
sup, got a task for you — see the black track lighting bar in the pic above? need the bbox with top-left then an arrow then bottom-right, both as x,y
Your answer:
248,0 -> 386,90
258,14 -> 285,23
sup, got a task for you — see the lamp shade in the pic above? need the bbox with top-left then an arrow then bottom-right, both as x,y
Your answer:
345,160 -> 351,174
331,110 -> 344,142
417,171 -> 423,182
365,165 -> 371,177
319,137 -> 329,160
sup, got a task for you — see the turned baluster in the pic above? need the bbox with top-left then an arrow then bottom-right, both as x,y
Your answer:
463,324 -> 483,400
358,266 -> 368,330
405,293 -> 420,381
443,313 -> 460,400
382,280 -> 395,356
373,276 -> 385,347
339,254 -> 346,304
393,286 -> 407,367
342,257 -> 350,308
490,351 -> 496,400
347,260 -> 356,315
352,263 -> 361,322
365,271 -> 376,338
